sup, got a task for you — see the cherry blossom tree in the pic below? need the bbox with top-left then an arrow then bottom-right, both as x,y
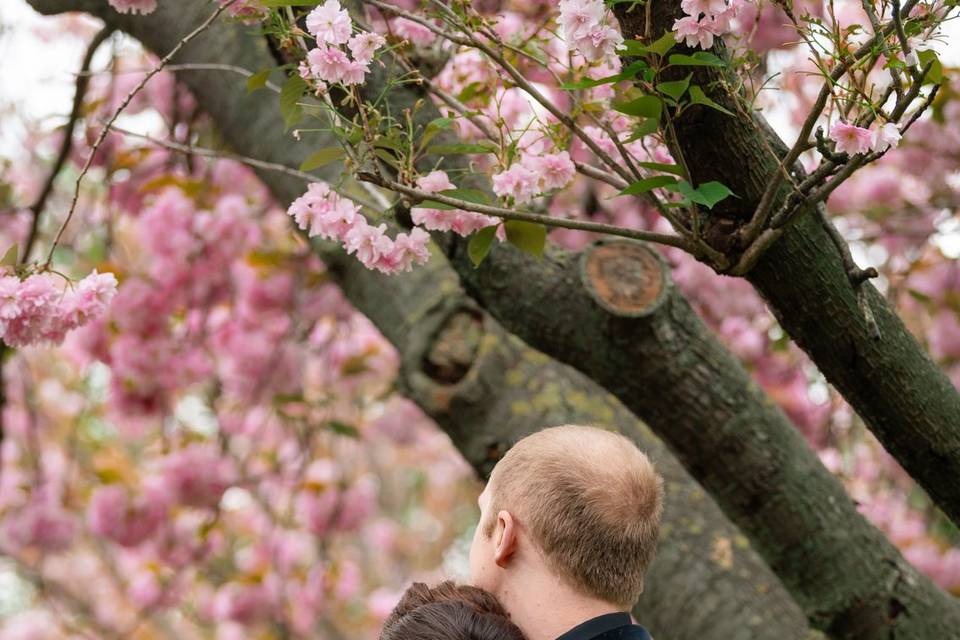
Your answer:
2,0 -> 959,638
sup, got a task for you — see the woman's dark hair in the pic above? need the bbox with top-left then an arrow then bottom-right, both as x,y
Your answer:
380,581 -> 527,640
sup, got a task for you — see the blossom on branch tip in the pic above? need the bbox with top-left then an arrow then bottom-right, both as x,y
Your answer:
0,270 -> 118,348
672,0 -> 746,49
287,183 -> 432,274
411,170 -> 500,236
306,0 -> 353,45
829,121 -> 874,155
492,163 -> 540,204
872,123 -> 902,153
559,0 -> 624,63
349,32 -> 386,64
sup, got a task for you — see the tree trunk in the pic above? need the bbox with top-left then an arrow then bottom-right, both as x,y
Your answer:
23,1 -> 819,638
443,236 -> 960,639
613,1 -> 960,527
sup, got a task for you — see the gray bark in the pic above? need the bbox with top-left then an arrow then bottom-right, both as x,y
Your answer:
613,2 -> 960,527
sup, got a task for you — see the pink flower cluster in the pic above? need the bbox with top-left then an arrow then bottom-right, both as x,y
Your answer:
559,0 -> 624,63
673,0 -> 746,49
88,483 -> 168,547
108,0 -> 157,14
492,151 -> 577,204
288,182 -> 431,273
0,488 -> 77,554
0,270 -> 117,348
411,170 -> 500,235
829,121 -> 902,156
300,0 -> 385,87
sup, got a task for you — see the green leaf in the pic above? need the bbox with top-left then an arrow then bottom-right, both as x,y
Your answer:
688,85 -> 734,116
246,69 -> 272,94
619,32 -> 676,57
619,175 -> 677,196
504,220 -> 546,257
425,142 -> 493,155
468,225 -> 499,266
327,420 -> 360,438
668,52 -> 726,67
559,61 -> 647,90
646,31 -> 677,56
420,188 -> 491,210
636,161 -> 685,177
373,148 -> 401,169
668,180 -> 735,209
917,49 -> 944,85
420,117 -> 454,148
299,147 -> 345,171
279,75 -> 308,130
334,125 -> 364,145
657,74 -> 692,101
457,81 -> 486,103
1,245 -> 17,267
625,118 -> 660,141
613,95 -> 662,119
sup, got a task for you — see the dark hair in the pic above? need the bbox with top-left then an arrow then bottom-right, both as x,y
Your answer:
380,581 -> 527,640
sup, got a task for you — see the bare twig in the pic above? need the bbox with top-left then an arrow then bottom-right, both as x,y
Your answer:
22,25 -> 115,264
42,0 -> 236,269
108,125 -> 382,211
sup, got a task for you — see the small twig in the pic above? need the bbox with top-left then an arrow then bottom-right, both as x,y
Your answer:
358,172 -> 693,250
741,0 -> 922,244
814,126 -> 849,163
76,63 -> 282,93
42,0 -> 236,269
109,125 -> 382,211
22,25 -> 115,264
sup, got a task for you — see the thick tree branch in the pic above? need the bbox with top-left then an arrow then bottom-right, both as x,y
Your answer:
613,1 -> 960,528
22,2 -> 816,638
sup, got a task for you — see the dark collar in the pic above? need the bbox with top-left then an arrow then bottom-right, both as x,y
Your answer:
556,613 -> 634,640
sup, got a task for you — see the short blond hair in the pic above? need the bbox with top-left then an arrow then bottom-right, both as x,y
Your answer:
485,425 -> 663,607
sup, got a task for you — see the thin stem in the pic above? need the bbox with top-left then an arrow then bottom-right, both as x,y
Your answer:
109,125 -> 382,211
42,0 -> 236,270
22,25 -> 115,264
358,172 -> 693,250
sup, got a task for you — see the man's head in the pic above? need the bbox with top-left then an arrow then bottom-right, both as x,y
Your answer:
469,425 -> 663,609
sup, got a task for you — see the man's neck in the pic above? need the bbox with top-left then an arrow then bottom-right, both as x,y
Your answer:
499,577 -> 624,640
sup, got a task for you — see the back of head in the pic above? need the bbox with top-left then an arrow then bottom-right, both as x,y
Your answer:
380,582 -> 526,640
486,425 -> 664,607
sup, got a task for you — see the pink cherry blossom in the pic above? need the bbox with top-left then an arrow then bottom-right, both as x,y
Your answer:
575,24 -> 624,62
161,444 -> 235,509
492,163 -> 540,204
830,121 -> 874,155
0,489 -> 77,553
307,46 -> 352,84
339,59 -> 371,86
524,151 -> 577,191
559,0 -> 623,63
87,483 -> 168,547
390,17 -> 437,46
344,222 -> 393,269
872,122 -> 902,153
306,0 -> 353,45
348,32 -> 386,64
673,16 -> 721,49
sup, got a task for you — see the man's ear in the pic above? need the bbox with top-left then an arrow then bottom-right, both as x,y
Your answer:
493,510 -> 518,567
